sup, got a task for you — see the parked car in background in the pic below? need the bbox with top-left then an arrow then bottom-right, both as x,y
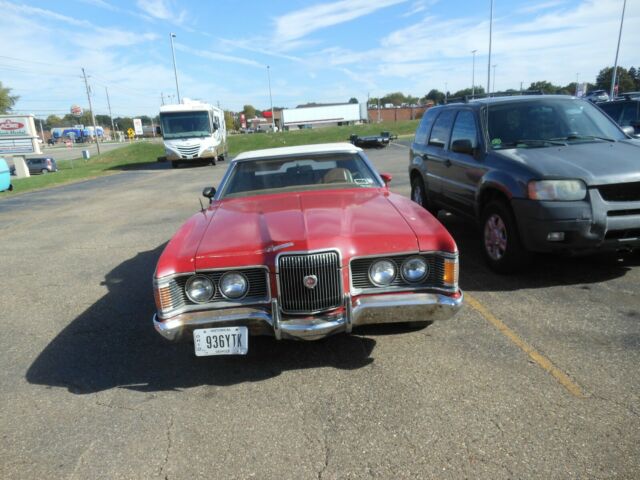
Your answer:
153,143 -> 462,356
0,157 -> 13,192
26,157 -> 58,174
584,90 -> 610,102
597,95 -> 640,135
349,131 -> 398,148
409,95 -> 640,273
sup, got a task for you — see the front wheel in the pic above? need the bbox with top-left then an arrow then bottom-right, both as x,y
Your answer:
481,200 -> 530,273
171,161 -> 180,169
411,175 -> 438,216
41,169 -> 48,174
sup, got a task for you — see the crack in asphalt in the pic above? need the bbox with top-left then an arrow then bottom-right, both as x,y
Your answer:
159,414 -> 174,480
317,427 -> 330,480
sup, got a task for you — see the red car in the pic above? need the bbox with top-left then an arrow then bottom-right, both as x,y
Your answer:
153,143 -> 463,356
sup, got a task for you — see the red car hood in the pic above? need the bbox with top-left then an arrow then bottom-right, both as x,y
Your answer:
194,189 -> 433,270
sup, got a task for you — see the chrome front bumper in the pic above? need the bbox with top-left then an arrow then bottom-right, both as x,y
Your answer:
153,291 -> 463,342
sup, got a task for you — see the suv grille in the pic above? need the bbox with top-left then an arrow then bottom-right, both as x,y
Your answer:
598,182 -> 640,202
278,251 -> 342,314
351,254 -> 448,291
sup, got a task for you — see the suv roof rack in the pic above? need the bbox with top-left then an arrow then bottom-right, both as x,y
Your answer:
444,90 -> 544,104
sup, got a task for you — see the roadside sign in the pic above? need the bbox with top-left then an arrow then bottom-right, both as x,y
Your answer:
70,105 -> 83,117
133,118 -> 143,135
0,115 -> 41,155
127,128 -> 135,139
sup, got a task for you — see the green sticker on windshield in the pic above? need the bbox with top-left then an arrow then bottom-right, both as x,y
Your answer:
491,138 -> 502,146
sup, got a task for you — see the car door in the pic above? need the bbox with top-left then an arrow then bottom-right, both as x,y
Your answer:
440,109 -> 486,216
422,108 -> 456,205
410,107 -> 442,199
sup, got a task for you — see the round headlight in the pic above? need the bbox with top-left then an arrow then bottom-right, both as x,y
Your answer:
219,272 -> 248,299
185,275 -> 215,303
401,256 -> 428,283
369,259 -> 396,286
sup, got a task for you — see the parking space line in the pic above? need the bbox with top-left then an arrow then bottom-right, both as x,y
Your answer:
465,293 -> 585,398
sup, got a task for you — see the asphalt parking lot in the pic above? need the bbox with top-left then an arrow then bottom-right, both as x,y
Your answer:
0,141 -> 638,479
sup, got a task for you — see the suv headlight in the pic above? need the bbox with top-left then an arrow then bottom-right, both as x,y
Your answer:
219,272 -> 248,299
369,259 -> 396,286
528,180 -> 586,201
185,275 -> 215,303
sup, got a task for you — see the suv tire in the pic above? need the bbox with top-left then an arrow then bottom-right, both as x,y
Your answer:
41,169 -> 48,174
411,176 -> 438,216
481,200 -> 530,273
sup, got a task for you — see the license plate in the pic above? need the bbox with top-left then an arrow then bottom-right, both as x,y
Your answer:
193,327 -> 248,356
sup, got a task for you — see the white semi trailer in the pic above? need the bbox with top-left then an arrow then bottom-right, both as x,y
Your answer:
159,100 -> 227,168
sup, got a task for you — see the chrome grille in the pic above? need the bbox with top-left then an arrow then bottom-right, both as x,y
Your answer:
176,145 -> 200,157
351,254 -> 448,291
278,251 -> 342,314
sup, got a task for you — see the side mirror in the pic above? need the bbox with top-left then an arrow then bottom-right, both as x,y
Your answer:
621,125 -> 634,136
155,126 -> 162,136
213,122 -> 219,131
451,139 -> 474,155
380,173 -> 392,186
202,186 -> 216,202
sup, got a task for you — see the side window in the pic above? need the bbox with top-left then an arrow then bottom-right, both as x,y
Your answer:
428,109 -> 456,147
599,102 -> 624,122
620,102 -> 639,127
414,108 -> 439,145
450,110 -> 478,150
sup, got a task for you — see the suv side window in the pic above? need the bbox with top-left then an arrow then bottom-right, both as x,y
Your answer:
428,109 -> 456,147
414,108 -> 439,145
450,110 -> 478,149
599,102 -> 624,122
620,102 -> 639,126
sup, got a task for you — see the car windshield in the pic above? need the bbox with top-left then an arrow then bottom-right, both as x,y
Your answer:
221,153 -> 382,198
160,111 -> 211,139
487,98 -> 625,149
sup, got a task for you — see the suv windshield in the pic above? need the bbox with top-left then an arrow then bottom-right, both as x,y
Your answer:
487,98 -> 625,149
160,111 -> 211,139
221,153 -> 382,198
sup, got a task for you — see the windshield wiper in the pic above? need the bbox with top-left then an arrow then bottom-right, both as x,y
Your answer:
503,138 -> 568,147
552,134 -> 615,142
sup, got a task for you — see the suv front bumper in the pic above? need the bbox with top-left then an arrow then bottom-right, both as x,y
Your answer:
153,291 -> 463,342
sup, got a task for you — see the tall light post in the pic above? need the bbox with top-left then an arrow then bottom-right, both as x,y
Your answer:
267,65 -> 275,132
610,0 -> 627,99
471,49 -> 477,98
169,33 -> 181,104
575,73 -> 580,96
492,65 -> 497,93
487,0 -> 493,96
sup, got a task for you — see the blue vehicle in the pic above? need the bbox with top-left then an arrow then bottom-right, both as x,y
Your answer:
0,157 -> 13,192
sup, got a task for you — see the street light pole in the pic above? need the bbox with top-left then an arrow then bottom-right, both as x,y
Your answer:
169,33 -> 181,104
487,0 -> 493,96
105,86 -> 116,140
471,49 -> 477,98
492,65 -> 497,93
267,65 -> 275,132
610,0 -> 627,99
81,67 -> 100,155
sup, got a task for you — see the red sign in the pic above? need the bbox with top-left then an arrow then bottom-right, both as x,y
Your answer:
71,105 -> 83,117
0,119 -> 25,130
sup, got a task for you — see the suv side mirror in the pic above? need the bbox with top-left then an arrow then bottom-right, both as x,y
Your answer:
621,125 -> 634,136
380,173 -> 392,186
202,186 -> 216,202
213,122 -> 219,131
451,139 -> 474,155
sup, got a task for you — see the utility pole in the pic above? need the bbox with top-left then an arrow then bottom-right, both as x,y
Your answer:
492,65 -> 497,93
445,82 -> 448,103
471,49 -> 477,98
82,67 -> 100,155
105,86 -> 116,141
610,0 -> 627,99
161,92 -> 165,106
38,118 -> 45,146
169,33 -> 181,103
267,66 -> 275,132
487,0 -> 493,96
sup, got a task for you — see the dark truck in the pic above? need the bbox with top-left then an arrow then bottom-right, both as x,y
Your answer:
350,131 -> 398,148
409,94 -> 640,273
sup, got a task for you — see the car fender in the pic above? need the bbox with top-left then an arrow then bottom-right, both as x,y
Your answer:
475,171 -> 526,218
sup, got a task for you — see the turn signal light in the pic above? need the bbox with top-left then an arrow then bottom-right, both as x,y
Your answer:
443,258 -> 459,288
154,285 -> 173,312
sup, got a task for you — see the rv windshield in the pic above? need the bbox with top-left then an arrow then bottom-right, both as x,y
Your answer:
160,111 -> 211,139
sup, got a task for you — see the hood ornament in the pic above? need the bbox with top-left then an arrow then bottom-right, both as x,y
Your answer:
303,275 -> 318,289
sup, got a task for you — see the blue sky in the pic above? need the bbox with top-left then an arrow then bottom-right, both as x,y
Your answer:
1,0 -> 638,118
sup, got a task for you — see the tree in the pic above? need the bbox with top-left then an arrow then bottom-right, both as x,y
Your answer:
45,115 -> 63,128
422,89 -> 445,105
527,81 -> 563,94
380,92 -> 407,106
0,81 -> 19,114
113,117 -> 133,131
348,97 -> 358,104
95,114 -> 112,126
595,66 -> 635,94
451,86 -> 485,98
224,110 -> 236,130
243,105 -> 256,118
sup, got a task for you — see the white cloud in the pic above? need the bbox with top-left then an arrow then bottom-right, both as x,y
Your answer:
175,44 -> 265,69
274,0 -> 408,43
135,0 -> 187,24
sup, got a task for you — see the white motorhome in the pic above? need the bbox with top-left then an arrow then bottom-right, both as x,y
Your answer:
159,100 -> 227,168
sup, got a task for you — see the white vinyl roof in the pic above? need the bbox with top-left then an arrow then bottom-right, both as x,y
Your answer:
233,142 -> 363,161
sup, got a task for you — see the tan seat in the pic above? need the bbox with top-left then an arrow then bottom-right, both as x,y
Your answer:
323,168 -> 353,184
